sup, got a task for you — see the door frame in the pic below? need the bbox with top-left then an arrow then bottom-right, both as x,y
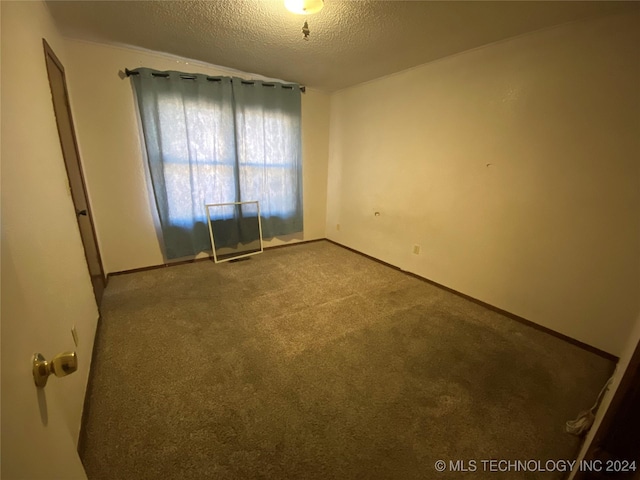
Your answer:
42,39 -> 106,303
573,338 -> 640,479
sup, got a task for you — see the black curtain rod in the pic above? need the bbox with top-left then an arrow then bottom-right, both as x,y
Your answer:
124,68 -> 306,93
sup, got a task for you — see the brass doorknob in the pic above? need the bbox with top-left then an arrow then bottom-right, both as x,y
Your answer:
32,351 -> 78,388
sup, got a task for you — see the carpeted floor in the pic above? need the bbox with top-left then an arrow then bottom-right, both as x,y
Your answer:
80,240 -> 614,479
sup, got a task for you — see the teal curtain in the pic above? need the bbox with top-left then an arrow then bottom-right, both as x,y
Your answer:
130,68 -> 303,259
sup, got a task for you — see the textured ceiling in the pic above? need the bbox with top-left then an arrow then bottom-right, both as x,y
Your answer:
46,0 -> 639,92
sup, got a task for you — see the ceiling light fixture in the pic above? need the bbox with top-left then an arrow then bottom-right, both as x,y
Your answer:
284,0 -> 324,15
285,0 -> 324,40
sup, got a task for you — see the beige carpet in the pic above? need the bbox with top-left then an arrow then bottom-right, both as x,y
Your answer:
80,240 -> 613,479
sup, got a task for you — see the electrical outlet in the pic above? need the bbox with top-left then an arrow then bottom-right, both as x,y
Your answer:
336,224 -> 341,231
413,244 -> 421,255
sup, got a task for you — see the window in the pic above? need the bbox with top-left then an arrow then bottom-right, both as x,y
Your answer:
131,69 -> 303,259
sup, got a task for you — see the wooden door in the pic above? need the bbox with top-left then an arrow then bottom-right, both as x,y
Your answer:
43,40 -> 105,305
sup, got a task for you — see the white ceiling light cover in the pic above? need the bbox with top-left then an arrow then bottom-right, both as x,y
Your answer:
284,0 -> 324,15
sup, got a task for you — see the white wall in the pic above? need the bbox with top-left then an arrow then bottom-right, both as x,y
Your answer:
1,1 -> 97,478
62,39 -> 330,274
326,11 -> 640,356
